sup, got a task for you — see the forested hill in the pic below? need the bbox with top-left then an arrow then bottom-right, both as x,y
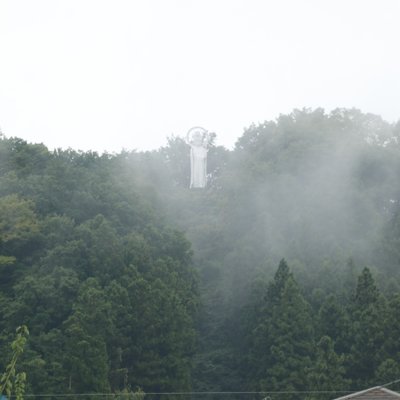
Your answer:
0,139 -> 199,395
2,108 -> 400,398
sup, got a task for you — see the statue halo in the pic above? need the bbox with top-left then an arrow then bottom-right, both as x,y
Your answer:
186,126 -> 209,145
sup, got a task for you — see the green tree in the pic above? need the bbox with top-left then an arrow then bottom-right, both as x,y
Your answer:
375,359 -> 400,386
0,194 -> 39,267
317,295 -> 350,354
63,278 -> 112,393
307,336 -> 349,398
0,325 -> 29,400
250,260 -> 314,393
347,268 -> 387,387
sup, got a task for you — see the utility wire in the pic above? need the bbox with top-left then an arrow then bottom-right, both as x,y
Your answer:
381,378 -> 400,388
13,381 -> 400,399
17,390 -> 353,397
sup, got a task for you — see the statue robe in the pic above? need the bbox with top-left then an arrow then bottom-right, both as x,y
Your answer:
190,145 -> 208,188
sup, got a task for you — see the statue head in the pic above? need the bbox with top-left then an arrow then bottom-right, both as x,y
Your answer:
192,131 -> 204,146
187,127 -> 208,148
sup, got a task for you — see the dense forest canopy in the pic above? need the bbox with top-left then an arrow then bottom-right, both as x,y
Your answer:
1,108 -> 400,399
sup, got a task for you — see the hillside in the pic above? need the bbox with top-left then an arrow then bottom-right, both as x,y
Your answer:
2,108 -> 400,398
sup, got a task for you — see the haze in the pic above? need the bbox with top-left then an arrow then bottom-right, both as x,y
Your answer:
0,0 -> 400,152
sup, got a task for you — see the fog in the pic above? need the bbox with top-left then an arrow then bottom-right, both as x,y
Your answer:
125,108 -> 400,304
2,106 -> 400,393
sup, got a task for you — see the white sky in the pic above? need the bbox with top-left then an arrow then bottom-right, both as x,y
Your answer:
0,0 -> 400,153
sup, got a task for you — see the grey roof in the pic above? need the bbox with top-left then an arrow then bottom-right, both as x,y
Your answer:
333,387 -> 400,400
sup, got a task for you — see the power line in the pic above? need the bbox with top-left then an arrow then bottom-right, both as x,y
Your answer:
381,378 -> 400,388
17,390 -> 354,397
13,382 -> 400,399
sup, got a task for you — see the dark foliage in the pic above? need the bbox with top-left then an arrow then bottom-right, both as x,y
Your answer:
2,108 -> 400,396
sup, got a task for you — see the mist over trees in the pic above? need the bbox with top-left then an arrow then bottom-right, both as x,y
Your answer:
1,108 -> 400,398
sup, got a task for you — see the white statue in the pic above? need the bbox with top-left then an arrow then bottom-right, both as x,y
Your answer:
186,127 -> 210,189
